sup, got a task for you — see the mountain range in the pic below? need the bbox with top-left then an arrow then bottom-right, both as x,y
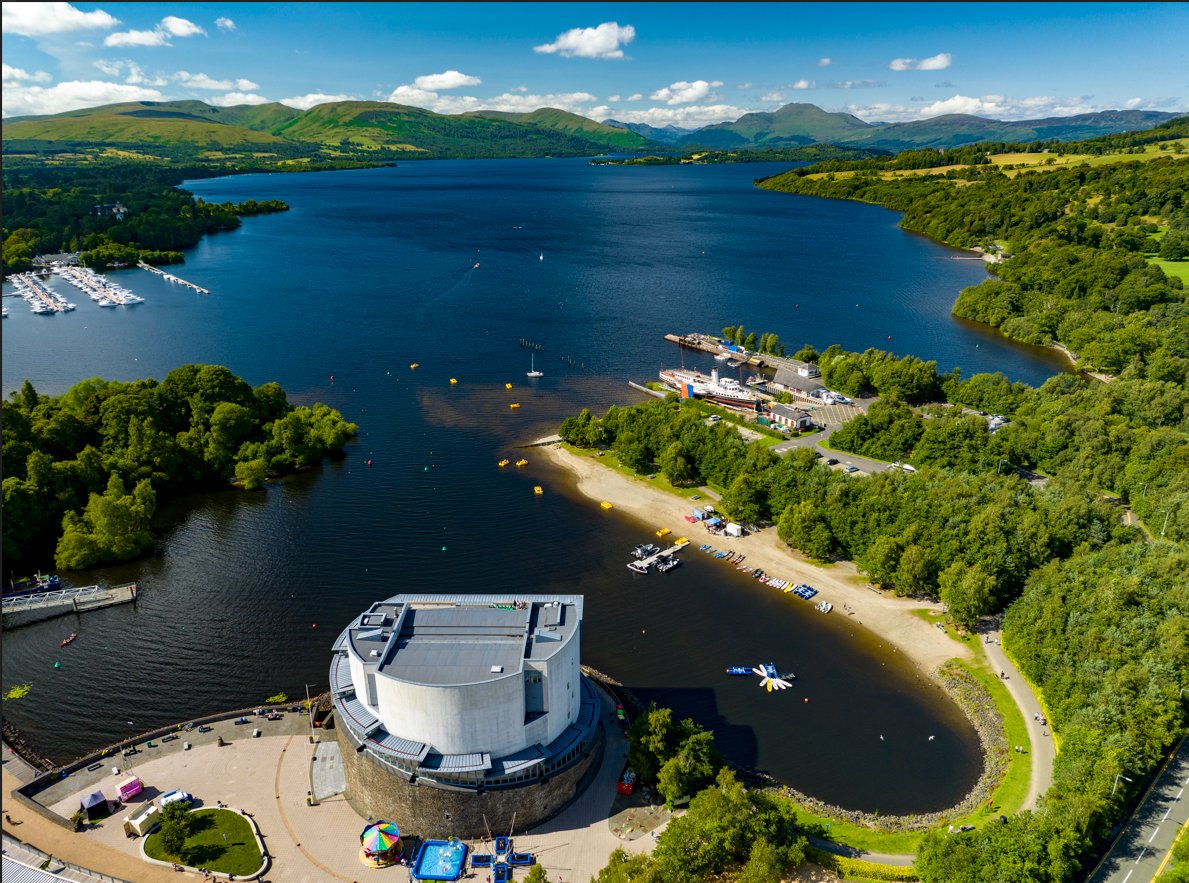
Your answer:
2,99 -> 1180,158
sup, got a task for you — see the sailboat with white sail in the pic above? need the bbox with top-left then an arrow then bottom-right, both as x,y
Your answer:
527,352 -> 543,378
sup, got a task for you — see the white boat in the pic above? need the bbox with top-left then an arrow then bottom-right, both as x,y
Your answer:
527,353 -> 543,378
627,561 -> 650,574
816,601 -> 833,613
714,352 -> 731,361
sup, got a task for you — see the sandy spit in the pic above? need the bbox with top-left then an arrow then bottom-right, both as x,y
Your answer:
536,442 -> 971,676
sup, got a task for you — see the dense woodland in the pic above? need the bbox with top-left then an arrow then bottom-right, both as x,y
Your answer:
2,365 -> 357,570
758,117 -> 1189,385
565,381 -> 1186,881
1,159 -> 298,272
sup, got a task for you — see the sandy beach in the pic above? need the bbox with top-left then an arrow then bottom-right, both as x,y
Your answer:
538,442 -> 971,677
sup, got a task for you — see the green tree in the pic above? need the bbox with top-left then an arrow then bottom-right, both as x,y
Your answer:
55,474 -> 156,569
523,866 -> 551,883
659,441 -> 696,487
737,837 -> 785,883
938,561 -> 996,629
656,730 -> 721,808
235,458 -> 268,490
157,802 -> 191,858
1158,229 -> 1189,260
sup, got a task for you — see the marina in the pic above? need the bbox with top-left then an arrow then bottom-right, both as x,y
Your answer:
627,539 -> 690,573
10,272 -> 76,314
54,265 -> 144,306
138,260 -> 210,294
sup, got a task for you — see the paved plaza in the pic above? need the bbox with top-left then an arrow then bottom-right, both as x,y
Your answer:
5,686 -> 657,883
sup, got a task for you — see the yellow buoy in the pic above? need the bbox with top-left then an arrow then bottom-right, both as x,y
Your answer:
510,403 -> 520,409
505,383 -> 513,390
600,501 -> 613,510
534,486 -> 543,495
498,459 -> 509,467
450,378 -> 458,385
410,363 -> 420,369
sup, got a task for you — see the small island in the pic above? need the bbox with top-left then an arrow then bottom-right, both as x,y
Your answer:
2,364 -> 357,570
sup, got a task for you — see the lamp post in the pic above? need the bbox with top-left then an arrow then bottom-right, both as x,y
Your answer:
997,459 -> 1007,475
305,683 -> 317,744
1112,773 -> 1132,796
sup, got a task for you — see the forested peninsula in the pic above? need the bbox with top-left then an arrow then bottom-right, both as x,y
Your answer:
756,117 -> 1189,385
2,365 -> 357,570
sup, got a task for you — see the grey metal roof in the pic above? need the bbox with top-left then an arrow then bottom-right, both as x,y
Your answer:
330,654 -> 353,694
342,595 -> 582,687
369,730 -> 430,763
338,695 -> 380,734
488,744 -> 547,776
769,403 -> 812,421
544,724 -> 585,760
773,366 -> 824,392
1,857 -> 68,883
421,752 -> 492,773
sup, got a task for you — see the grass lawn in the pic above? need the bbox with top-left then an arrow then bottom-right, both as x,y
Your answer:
1150,258 -> 1189,283
145,808 -> 262,876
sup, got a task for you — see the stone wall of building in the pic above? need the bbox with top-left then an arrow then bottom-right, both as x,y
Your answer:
335,721 -> 604,838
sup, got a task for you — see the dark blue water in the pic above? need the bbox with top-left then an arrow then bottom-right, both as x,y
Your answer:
1,159 -> 1062,813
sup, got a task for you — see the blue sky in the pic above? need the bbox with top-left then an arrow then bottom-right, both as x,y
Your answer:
3,2 -> 1186,125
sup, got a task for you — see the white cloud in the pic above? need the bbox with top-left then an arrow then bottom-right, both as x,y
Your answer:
215,16 -> 235,31
889,52 -> 952,72
762,92 -> 784,103
94,59 -> 166,86
1124,97 -> 1143,109
533,22 -> 635,59
818,57 -> 832,67
210,91 -> 270,107
791,79 -> 813,90
279,92 -> 357,110
829,80 -> 885,90
412,70 -> 481,91
2,63 -> 53,84
607,94 -> 620,102
175,70 -> 259,91
650,79 -> 723,105
842,93 -> 1164,124
105,15 -> 205,47
2,79 -> 165,117
627,93 -> 643,101
105,29 -> 168,47
735,82 -> 752,90
388,84 -> 439,106
387,85 -> 598,116
596,103 -> 750,127
160,16 -> 204,37
2,2 -> 118,37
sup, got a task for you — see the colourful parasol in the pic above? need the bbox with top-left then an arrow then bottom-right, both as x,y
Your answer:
360,820 -> 401,855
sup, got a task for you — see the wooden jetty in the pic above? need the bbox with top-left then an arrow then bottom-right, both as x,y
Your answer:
138,261 -> 210,294
629,539 -> 690,572
2,583 -> 138,626
664,332 -> 821,378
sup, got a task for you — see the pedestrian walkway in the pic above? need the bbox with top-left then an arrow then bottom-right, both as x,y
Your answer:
983,629 -> 1055,810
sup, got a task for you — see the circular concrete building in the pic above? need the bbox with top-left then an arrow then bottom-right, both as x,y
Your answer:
330,594 -> 602,837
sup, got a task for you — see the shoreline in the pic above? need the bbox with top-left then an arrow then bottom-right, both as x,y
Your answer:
537,441 -> 970,678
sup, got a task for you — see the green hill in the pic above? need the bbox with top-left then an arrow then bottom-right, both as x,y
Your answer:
465,108 -> 654,150
3,101 -> 291,148
678,103 -> 870,148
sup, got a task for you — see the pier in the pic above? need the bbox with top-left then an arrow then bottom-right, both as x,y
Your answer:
55,265 -> 143,306
11,273 -> 75,314
664,332 -> 820,378
2,583 -> 138,626
629,539 -> 689,572
138,260 -> 210,294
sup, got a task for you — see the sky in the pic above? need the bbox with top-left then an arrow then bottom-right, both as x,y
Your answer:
3,2 -> 1187,126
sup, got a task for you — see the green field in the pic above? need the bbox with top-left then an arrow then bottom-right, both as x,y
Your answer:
144,808 -> 263,876
1150,257 -> 1189,283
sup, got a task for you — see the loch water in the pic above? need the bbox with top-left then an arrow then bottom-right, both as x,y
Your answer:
1,158 -> 1067,813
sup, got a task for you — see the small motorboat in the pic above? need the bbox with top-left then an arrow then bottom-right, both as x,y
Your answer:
498,459 -> 510,467
60,633 -> 78,647
515,459 -> 528,467
627,561 -> 649,574
600,501 -> 613,510
726,666 -> 752,675
533,486 -> 543,495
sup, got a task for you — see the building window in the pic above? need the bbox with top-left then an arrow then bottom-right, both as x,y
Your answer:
366,673 -> 378,707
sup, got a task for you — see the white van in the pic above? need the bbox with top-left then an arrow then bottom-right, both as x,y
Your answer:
158,790 -> 193,809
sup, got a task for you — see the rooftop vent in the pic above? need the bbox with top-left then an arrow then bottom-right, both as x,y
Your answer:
491,665 -> 504,673
370,650 -> 382,658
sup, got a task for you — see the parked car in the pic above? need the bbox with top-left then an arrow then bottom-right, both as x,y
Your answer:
844,466 -> 860,473
826,458 -> 839,466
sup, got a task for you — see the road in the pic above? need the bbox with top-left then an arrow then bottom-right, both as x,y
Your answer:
1088,734 -> 1189,883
